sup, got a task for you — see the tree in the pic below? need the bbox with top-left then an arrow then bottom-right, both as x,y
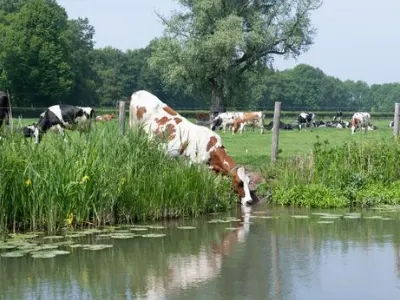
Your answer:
149,0 -> 322,114
0,0 -> 74,106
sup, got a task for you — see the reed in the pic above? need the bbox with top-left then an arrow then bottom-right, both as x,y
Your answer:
262,136 -> 400,208
0,122 -> 234,235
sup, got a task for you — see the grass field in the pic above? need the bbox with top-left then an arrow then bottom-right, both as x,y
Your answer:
219,118 -> 395,167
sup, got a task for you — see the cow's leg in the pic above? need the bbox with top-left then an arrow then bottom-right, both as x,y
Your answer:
239,123 -> 245,134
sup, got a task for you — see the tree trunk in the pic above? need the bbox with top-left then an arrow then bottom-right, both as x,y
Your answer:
210,78 -> 225,118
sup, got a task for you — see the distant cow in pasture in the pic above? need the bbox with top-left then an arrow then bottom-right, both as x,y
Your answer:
332,111 -> 343,121
96,113 -> 116,121
350,112 -> 371,134
0,90 -> 10,131
23,105 -> 93,143
210,112 -> 244,132
297,112 -> 316,130
231,111 -> 264,134
264,121 -> 294,130
129,90 -> 258,205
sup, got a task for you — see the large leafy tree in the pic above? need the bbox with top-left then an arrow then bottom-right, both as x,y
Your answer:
149,0 -> 322,113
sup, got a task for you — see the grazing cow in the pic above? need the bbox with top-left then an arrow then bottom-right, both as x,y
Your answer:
0,90 -> 10,130
350,112 -> 371,134
231,111 -> 264,134
389,121 -> 395,127
77,106 -> 96,120
24,105 -> 92,143
129,90 -> 257,205
297,112 -> 316,130
210,112 -> 244,132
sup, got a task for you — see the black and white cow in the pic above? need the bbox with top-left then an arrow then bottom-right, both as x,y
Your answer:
23,105 -> 92,143
0,90 -> 10,130
332,111 -> 343,121
297,112 -> 316,130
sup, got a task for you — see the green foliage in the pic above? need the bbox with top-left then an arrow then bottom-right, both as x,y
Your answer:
0,122 -> 234,234
149,0 -> 322,110
264,136 -> 400,208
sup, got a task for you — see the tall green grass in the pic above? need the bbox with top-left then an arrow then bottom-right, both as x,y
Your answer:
0,122 -> 234,235
262,136 -> 400,208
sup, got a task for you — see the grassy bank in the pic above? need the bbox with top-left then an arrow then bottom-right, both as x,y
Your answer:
215,119 -> 400,208
0,122 -> 234,235
261,136 -> 400,208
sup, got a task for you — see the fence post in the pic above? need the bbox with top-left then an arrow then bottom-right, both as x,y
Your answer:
119,101 -> 126,135
394,103 -> 400,139
271,102 -> 281,163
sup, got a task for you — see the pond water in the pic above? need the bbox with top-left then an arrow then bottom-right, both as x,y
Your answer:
1,204 -> 400,300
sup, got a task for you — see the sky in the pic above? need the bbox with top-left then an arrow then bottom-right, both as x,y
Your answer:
57,0 -> 400,85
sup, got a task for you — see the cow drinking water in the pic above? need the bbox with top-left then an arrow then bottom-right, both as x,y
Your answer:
129,90 -> 257,205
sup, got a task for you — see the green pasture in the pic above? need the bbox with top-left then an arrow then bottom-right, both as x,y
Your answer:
219,118 -> 394,167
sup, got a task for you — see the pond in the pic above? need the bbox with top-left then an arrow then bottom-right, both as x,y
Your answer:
1,203 -> 400,300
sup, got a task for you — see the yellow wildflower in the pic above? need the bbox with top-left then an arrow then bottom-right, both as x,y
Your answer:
65,213 -> 73,226
80,175 -> 90,184
25,179 -> 32,187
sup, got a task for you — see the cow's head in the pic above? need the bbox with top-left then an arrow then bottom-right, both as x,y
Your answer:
210,117 -> 222,131
22,123 -> 41,143
350,118 -> 358,134
232,166 -> 254,205
209,146 -> 256,205
231,119 -> 242,134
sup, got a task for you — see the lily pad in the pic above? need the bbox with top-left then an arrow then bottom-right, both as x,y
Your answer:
311,212 -> 332,216
9,233 -> 38,239
147,226 -> 165,229
382,218 -> 392,220
343,215 -> 361,219
0,244 -> 17,250
31,252 -> 56,258
177,226 -> 196,230
363,216 -> 383,219
129,228 -> 148,232
69,244 -> 92,248
291,215 -> 309,219
141,234 -> 166,238
43,235 -> 64,240
97,234 -> 112,238
110,233 -> 139,239
320,215 -> 342,219
1,251 -> 25,258
317,221 -> 334,224
83,244 -> 113,251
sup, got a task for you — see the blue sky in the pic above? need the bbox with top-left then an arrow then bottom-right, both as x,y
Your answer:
57,0 -> 400,85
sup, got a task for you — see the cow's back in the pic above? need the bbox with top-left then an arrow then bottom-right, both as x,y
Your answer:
129,90 -> 223,163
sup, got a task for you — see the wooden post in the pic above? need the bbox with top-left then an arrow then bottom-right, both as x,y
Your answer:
271,102 -> 281,163
394,103 -> 400,139
118,101 -> 126,135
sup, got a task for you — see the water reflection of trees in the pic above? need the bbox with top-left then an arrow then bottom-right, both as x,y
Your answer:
1,208 -> 400,299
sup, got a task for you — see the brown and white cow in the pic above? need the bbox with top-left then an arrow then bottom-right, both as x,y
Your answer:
350,112 -> 371,134
129,90 -> 257,205
231,111 -> 264,134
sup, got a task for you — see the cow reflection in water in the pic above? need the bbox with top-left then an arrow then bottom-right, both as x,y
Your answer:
143,205 -> 252,299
